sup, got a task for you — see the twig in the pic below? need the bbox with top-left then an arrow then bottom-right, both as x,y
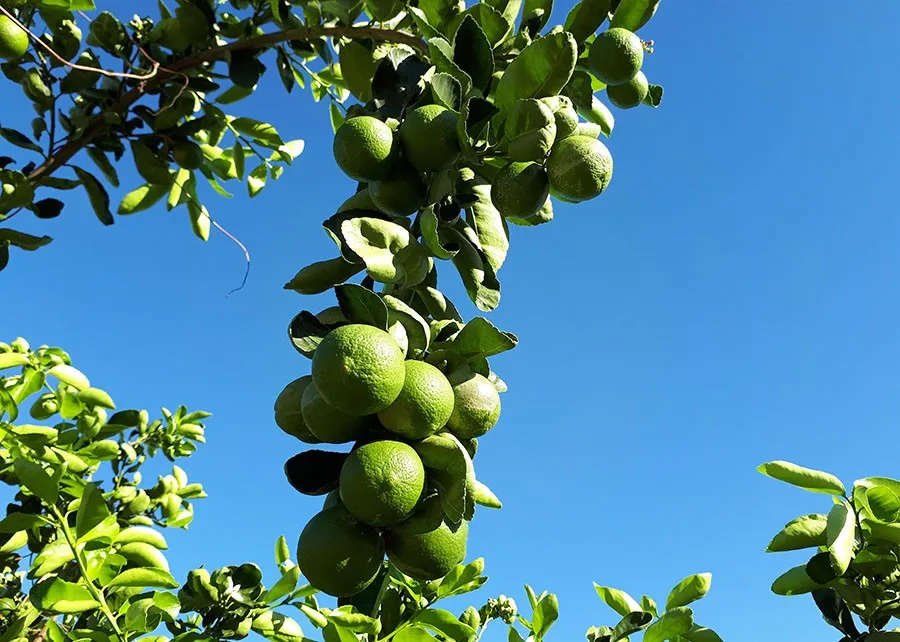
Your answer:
0,5 -> 160,80
211,219 -> 251,296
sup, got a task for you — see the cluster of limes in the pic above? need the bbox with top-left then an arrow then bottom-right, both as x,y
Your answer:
588,27 -> 652,110
275,324 -> 501,597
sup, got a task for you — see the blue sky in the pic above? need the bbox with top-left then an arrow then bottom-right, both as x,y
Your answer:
4,2 -> 900,640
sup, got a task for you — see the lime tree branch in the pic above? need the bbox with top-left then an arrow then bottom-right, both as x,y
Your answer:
25,25 -> 426,186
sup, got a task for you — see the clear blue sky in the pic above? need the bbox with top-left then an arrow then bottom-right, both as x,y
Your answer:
4,2 -> 900,640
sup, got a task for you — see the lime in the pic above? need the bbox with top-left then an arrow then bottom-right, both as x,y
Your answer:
370,161 -> 427,216
606,71 -> 649,109
378,361 -> 454,439
333,116 -> 397,182
587,28 -> 644,86
339,440 -> 425,526
312,324 -> 406,416
546,135 -> 613,203
491,162 -> 549,221
399,104 -> 460,172
173,142 -> 204,170
274,376 -> 321,444
385,495 -> 468,580
540,96 -> 579,140
297,506 -> 384,597
0,16 -> 28,61
301,380 -> 372,444
446,373 -> 501,439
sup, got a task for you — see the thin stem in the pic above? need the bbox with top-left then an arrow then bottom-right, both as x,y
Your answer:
51,506 -> 127,642
472,618 -> 493,642
47,98 -> 58,158
369,567 -> 392,619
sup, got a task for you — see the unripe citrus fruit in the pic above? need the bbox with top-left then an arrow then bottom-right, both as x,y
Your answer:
333,116 -> 397,182
173,142 -> 204,170
378,360 -> 454,439
0,16 -> 28,61
540,96 -> 579,140
446,373 -> 501,439
297,506 -> 384,597
274,376 -> 321,444
546,135 -> 613,203
312,324 -> 406,416
588,28 -> 643,86
385,495 -> 468,580
301,380 -> 371,444
491,162 -> 550,221
339,440 -> 425,526
606,71 -> 649,109
370,161 -> 427,216
399,104 -> 460,172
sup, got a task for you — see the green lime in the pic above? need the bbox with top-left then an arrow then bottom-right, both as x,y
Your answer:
385,495 -> 468,580
274,376 -> 321,444
312,324 -> 406,416
446,372 -> 501,439
0,16 -> 28,61
399,104 -> 460,172
333,116 -> 397,182
297,506 -> 384,597
339,440 -> 425,526
546,135 -> 613,203
173,142 -> 204,170
378,361 -> 454,439
491,162 -> 549,221
370,161 -> 427,216
606,71 -> 649,109
301,380 -> 372,444
540,96 -> 579,140
588,28 -> 644,86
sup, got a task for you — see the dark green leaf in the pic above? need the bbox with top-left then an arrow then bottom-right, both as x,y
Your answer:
564,0 -> 610,45
451,317 -> 517,359
453,16 -> 494,95
493,32 -> 578,115
432,73 -> 463,111
76,483 -> 110,541
446,227 -> 500,311
643,84 -> 663,107
483,0 -> 523,27
0,169 -> 35,212
462,5 -> 512,47
335,282 -> 390,329
276,47 -> 295,93
32,198 -> 64,219
757,461 -> 845,496
766,514 -> 828,552
130,141 -> 172,185
284,258 -> 363,295
428,37 -> 473,95
0,512 -> 46,533
288,311 -> 332,358
329,103 -> 345,133
682,625 -> 724,642
0,229 -> 53,251
1,128 -> 43,153
29,578 -> 99,614
86,148 -> 120,187
339,41 -> 377,102
230,50 -> 265,88
13,459 -> 59,504
867,485 -> 900,522
519,0 -> 552,35
409,6 -> 442,40
611,611 -> 651,641
323,622 -> 362,642
73,167 -> 114,225
464,175 -> 508,271
666,573 -> 711,610
609,0 -> 661,32
284,450 -> 348,496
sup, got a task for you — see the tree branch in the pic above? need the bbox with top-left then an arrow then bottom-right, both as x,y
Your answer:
26,25 -> 425,185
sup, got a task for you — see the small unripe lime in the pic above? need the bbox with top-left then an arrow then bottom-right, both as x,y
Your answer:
588,28 -> 643,86
0,15 -> 28,61
606,71 -> 649,109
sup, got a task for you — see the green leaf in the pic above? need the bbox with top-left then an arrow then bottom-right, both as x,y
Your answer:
288,311 -> 332,359
409,6 -> 442,40
494,32 -> 577,116
329,103 -> 345,133
248,164 -> 268,197
640,595 -> 657,617
445,227 -> 501,312
462,5 -> 512,47
87,148 -> 120,187
757,461 -> 846,496
412,433 -> 473,523
383,295 -> 431,358
420,205 -> 459,259
611,611 -> 652,641
107,567 -> 179,589
766,514 -> 829,552
284,257 -> 363,295
452,317 -> 517,359
771,564 -> 822,596
483,0 -> 523,27
533,593 -> 559,638
0,170 -> 35,212
43,0 -> 97,9
643,607 -> 693,642
324,610 -> 380,634
682,625 -> 724,642
868,634 -> 900,641
48,363 -> 90,390
609,0 -> 661,32
323,622 -> 362,642
0,352 -> 29,370
218,84 -> 255,104
453,16 -> 494,95
266,565 -> 300,603
14,459 -> 59,504
431,73 -> 463,112
0,229 -> 52,251
76,483 -> 111,541
253,611 -> 305,642
866,485 -> 900,522
118,183 -> 170,214
643,83 -> 663,107
339,41 -> 377,102
429,37 -> 473,95
665,573 -> 711,610
130,141 -> 173,186
564,0 -> 610,45
826,502 -> 856,575
593,584 -> 642,617
414,609 -> 475,642
465,176 -> 508,272
0,529 -> 27,554
187,200 -> 211,241
393,629 -> 434,642
519,0 -> 552,34
1,128 -> 43,153
0,512 -> 47,533
340,217 -> 431,286
335,283 -> 390,329
231,118 -> 284,147
73,167 -> 114,226
30,578 -> 99,614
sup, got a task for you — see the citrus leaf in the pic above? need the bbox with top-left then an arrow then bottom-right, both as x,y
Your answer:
482,0 -> 523,28
0,352 -> 28,370
329,103 -> 345,134
30,578 -> 99,614
462,4 -> 512,47
335,282 -> 389,329
611,611 -> 652,641
826,502 -> 856,575
609,0 -> 661,32
73,167 -> 114,225
340,217 -> 431,286
75,483 -> 111,541
86,148 -> 120,187
643,83 -> 663,107
248,164 -> 268,197
1,128 -> 43,153
564,0 -> 611,45
428,37 -> 473,95
32,198 -> 64,219
757,461 -> 845,496
464,175 -> 508,272
284,258 -> 363,295
284,450 -> 347,496
0,170 -> 35,212
275,535 -> 291,566
445,227 -> 500,312
252,611 -> 305,642
451,317 -> 517,359
866,485 -> 900,522
643,607 -> 693,642
0,229 -> 52,251
231,118 -> 283,147
420,205 -> 459,259
665,573 -> 711,610
409,6 -> 443,40
106,567 -> 178,589
519,0 -> 552,34
493,31 -> 577,116
472,479 -> 501,508
187,200 -> 211,241
288,311 -> 332,358
453,15 -> 494,95
413,608 -> 475,642
14,459 -> 59,504
266,565 -> 300,603
339,41 -> 377,102
130,141 -> 173,185
682,625 -> 724,642
771,565 -> 822,596
383,295 -> 431,358
48,364 -> 90,390
118,183 -> 170,214
766,514 -> 828,552
431,73 -> 463,112
593,584 -> 642,617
